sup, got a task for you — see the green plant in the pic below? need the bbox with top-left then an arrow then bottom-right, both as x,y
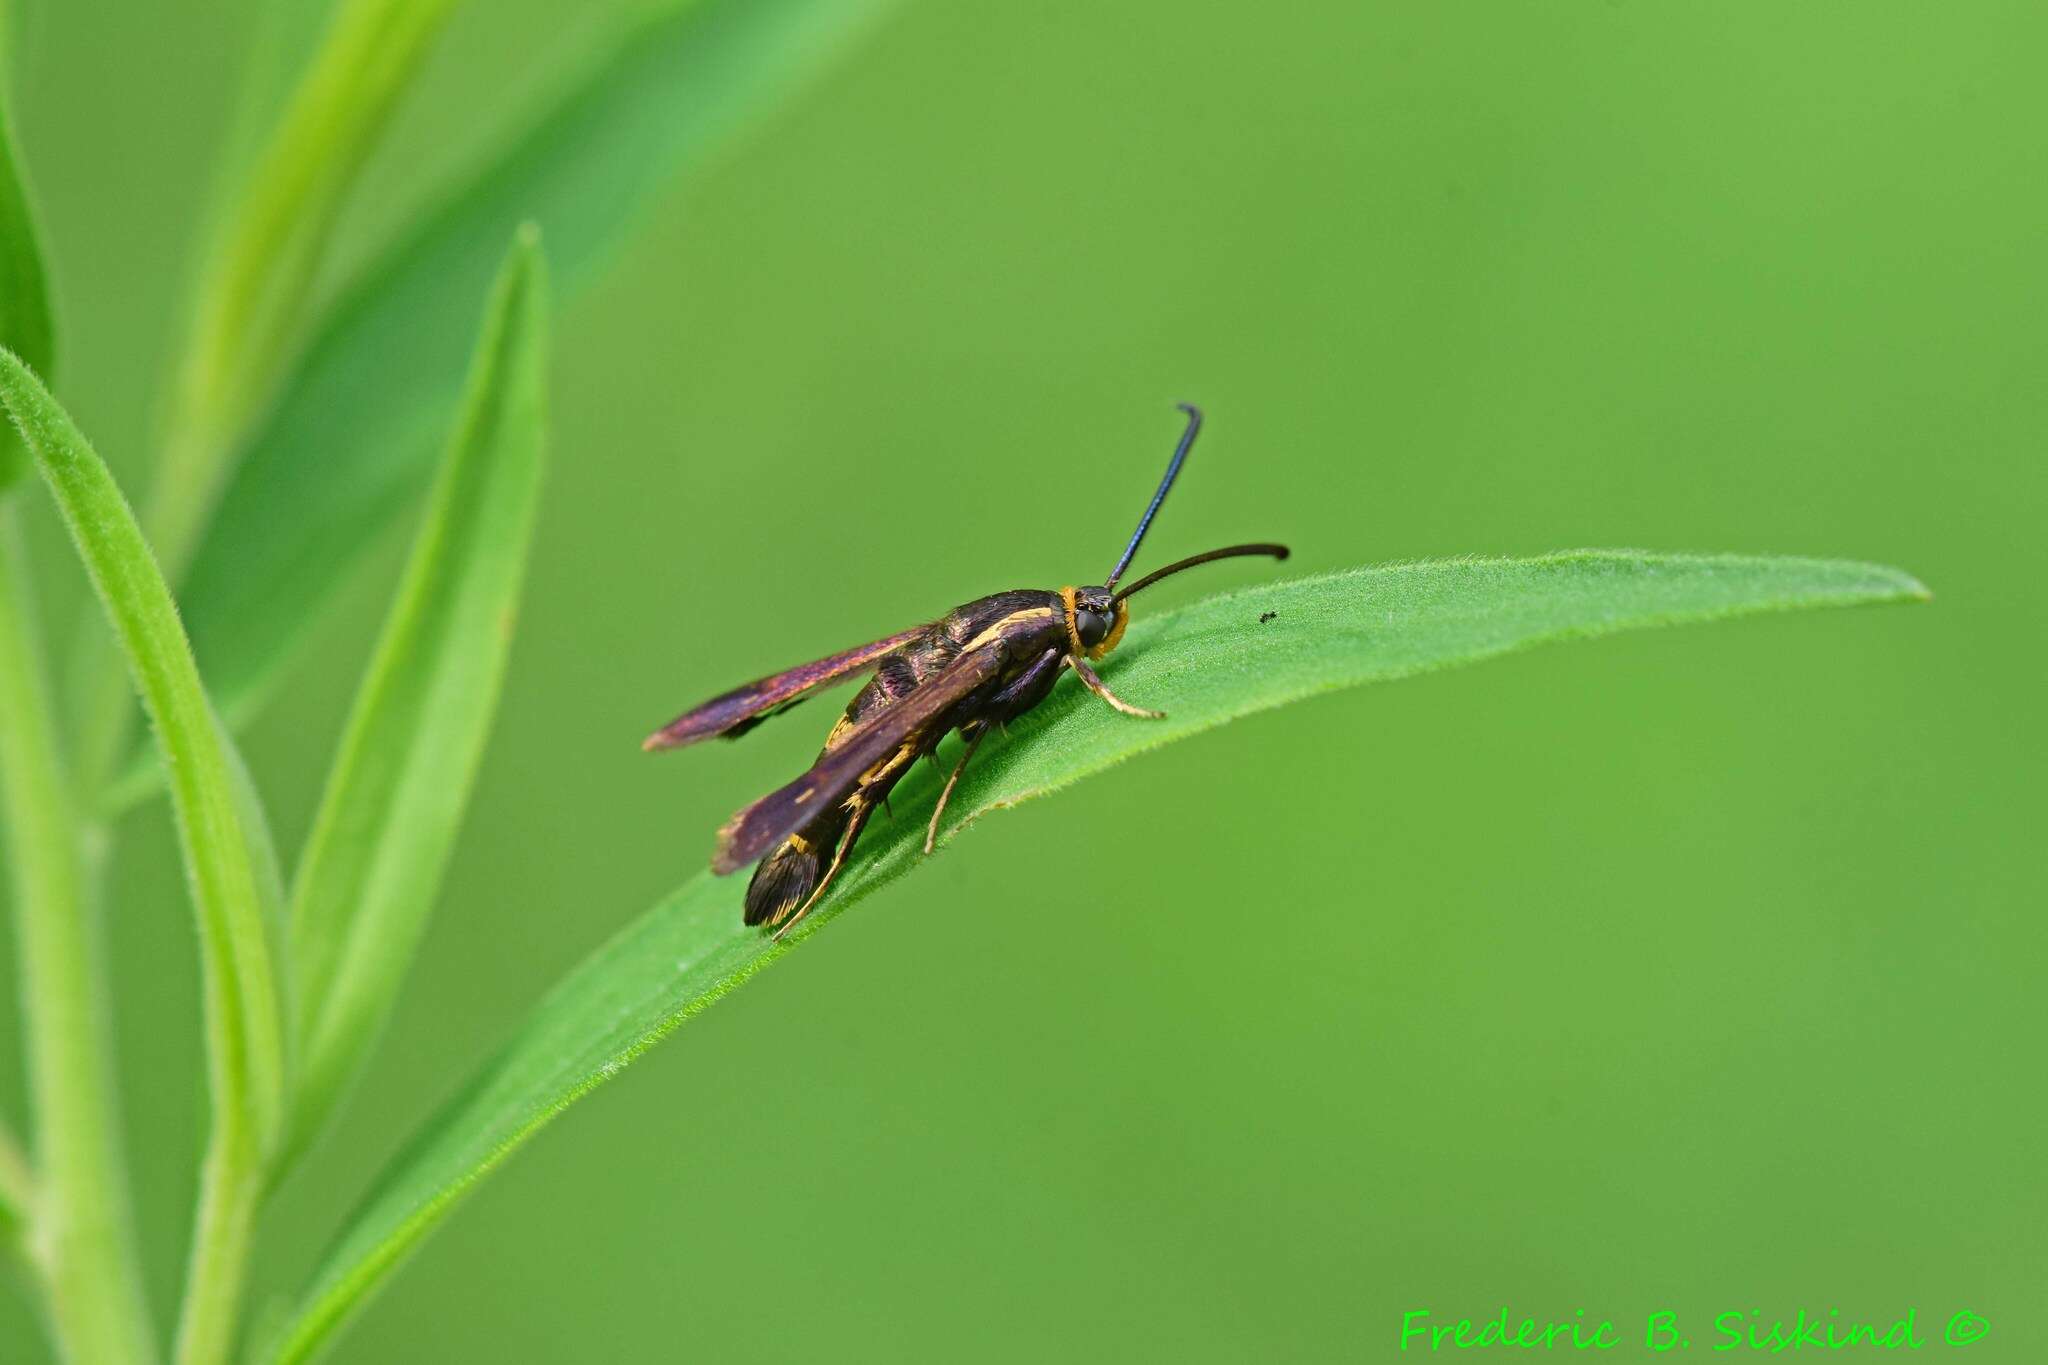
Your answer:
0,4 -> 1926,1364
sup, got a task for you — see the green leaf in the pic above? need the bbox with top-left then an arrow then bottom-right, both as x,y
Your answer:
287,229 -> 550,1161
168,0 -> 890,749
73,0 -> 464,808
146,0 -> 465,578
265,550 -> 1926,1362
0,349 -> 288,1172
0,70 -> 54,492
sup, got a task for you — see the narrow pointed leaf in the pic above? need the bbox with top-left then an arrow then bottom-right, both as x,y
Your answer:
288,230 -> 550,1160
148,0 -> 465,574
0,75 -> 53,491
0,352 -> 288,1157
195,0 -> 464,403
266,551 -> 1926,1362
162,0 -> 890,760
74,0 -> 465,798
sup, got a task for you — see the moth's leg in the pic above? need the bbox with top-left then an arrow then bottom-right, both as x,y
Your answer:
1066,654 -> 1164,719
924,728 -> 987,855
916,646 -> 1059,855
986,646 -> 1064,722
773,796 -> 874,941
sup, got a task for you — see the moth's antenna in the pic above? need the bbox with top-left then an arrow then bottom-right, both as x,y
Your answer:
1104,402 -> 1202,591
1112,543 -> 1289,602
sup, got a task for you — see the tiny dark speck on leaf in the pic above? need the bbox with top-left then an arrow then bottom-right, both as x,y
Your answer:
1259,611 -> 1277,624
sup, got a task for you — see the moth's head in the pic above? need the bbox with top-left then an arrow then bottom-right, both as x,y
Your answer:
1063,585 -> 1128,659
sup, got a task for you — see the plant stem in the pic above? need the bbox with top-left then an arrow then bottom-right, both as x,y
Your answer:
173,1127 -> 261,1365
0,1118 -> 27,1200
0,505 -> 159,1363
0,1124 -> 36,1314
0,1117 -> 31,1261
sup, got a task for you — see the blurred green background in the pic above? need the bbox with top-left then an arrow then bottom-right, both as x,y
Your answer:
4,0 -> 2042,1359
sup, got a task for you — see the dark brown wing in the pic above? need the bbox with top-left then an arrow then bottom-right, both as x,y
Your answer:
712,643 -> 1004,874
642,627 -> 925,752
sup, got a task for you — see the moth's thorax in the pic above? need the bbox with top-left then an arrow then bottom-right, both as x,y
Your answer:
933,588 -> 1062,657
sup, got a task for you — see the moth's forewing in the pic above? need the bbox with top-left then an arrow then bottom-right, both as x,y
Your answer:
712,644 -> 1004,873
644,626 -> 926,751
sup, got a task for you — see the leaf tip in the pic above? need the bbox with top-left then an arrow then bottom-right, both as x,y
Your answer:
507,222 -> 548,293
1867,563 -> 1933,604
497,223 -> 552,333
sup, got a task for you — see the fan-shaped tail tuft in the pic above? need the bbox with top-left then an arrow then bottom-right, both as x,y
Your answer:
745,832 -> 825,927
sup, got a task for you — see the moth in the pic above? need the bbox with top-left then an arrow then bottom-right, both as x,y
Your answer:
644,404 -> 1287,938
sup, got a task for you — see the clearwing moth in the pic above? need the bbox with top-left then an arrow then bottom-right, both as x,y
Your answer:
645,404 -> 1288,937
